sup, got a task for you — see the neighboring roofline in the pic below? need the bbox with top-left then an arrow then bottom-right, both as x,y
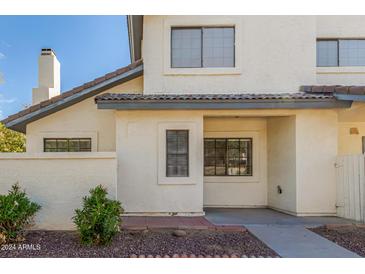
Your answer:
2,61 -> 143,133
96,97 -> 351,110
127,15 -> 143,62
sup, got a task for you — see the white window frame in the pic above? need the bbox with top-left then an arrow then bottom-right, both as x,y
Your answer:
158,122 -> 199,185
317,38 -> 365,74
204,131 -> 260,183
163,17 -> 242,75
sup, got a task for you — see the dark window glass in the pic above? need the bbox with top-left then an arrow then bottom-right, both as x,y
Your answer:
44,138 -> 91,152
362,136 -> 365,154
171,27 -> 235,68
204,138 -> 252,176
166,130 -> 189,177
317,39 -> 365,67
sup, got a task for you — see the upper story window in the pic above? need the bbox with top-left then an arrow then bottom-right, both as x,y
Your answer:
44,138 -> 92,152
317,39 -> 365,67
171,27 -> 235,68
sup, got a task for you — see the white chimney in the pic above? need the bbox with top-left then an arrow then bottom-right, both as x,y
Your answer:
32,48 -> 61,105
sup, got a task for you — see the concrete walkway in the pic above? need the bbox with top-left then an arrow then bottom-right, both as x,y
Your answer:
246,224 -> 360,258
205,208 -> 360,258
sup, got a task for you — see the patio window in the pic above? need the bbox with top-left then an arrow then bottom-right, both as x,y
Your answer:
44,138 -> 92,152
166,130 -> 189,177
204,138 -> 252,176
171,27 -> 235,68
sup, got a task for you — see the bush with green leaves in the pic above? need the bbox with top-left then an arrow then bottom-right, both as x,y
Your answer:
0,123 -> 26,152
73,185 -> 123,246
0,184 -> 41,244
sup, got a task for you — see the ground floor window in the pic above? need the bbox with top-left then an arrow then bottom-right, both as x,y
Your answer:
363,136 -> 365,154
204,138 -> 252,176
166,130 -> 189,177
44,138 -> 92,152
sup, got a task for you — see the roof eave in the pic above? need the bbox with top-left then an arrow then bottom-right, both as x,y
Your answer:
3,64 -> 143,133
96,98 -> 352,110
127,15 -> 143,62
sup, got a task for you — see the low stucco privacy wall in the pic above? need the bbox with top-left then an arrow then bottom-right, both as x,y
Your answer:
0,152 -> 117,230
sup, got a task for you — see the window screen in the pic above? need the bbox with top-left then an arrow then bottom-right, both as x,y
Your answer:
171,28 -> 202,68
316,40 -> 338,67
204,138 -> 252,176
203,27 -> 235,67
171,27 -> 234,68
339,40 -> 365,66
317,39 -> 365,67
44,138 -> 92,152
166,130 -> 189,177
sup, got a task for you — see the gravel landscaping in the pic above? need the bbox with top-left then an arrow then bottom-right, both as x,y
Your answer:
0,229 -> 278,258
310,225 -> 365,257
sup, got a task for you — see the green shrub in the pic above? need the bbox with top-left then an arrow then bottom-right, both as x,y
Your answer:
0,184 -> 41,244
73,185 -> 123,246
0,123 -> 26,152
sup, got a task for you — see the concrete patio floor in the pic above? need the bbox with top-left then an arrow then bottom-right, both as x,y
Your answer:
204,208 -> 355,226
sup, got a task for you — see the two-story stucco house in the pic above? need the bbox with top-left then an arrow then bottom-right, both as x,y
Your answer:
1,15 -> 365,229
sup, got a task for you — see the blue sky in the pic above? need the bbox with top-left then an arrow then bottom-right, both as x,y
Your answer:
0,15 -> 130,120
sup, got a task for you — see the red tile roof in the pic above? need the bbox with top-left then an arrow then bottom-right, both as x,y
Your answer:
95,92 -> 335,103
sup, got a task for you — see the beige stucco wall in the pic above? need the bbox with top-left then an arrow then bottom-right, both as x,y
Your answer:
295,110 -> 338,215
267,110 -> 338,216
0,152 -> 117,230
143,15 -> 316,94
115,110 -> 204,215
111,108 -> 339,216
316,16 -> 365,85
338,102 -> 365,155
26,76 -> 143,152
267,116 -> 297,213
142,15 -> 365,93
203,117 -> 267,207
338,123 -> 365,155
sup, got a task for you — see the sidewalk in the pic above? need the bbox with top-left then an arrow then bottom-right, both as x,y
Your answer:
246,224 -> 360,258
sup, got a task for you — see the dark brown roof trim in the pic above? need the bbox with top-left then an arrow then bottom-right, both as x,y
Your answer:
127,16 -> 143,62
301,85 -> 365,102
95,92 -> 351,110
2,60 -> 143,133
301,85 -> 365,95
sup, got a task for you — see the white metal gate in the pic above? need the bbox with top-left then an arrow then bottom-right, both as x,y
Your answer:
335,154 -> 365,222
